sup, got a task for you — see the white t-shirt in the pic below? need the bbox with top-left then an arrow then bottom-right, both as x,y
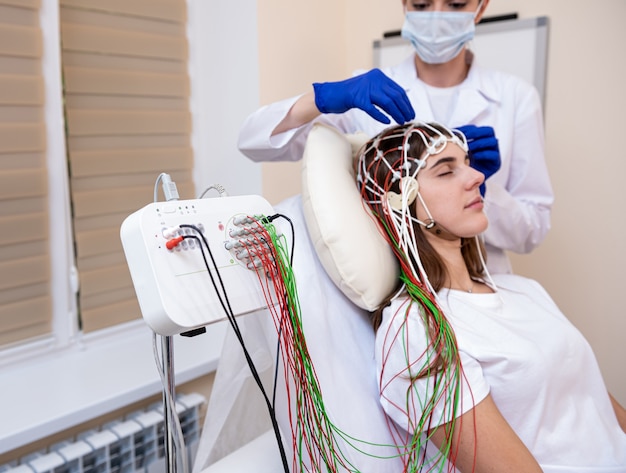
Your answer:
422,83 -> 461,125
376,273 -> 626,471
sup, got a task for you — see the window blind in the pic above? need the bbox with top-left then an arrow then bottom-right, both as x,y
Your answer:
60,0 -> 194,332
0,0 -> 51,347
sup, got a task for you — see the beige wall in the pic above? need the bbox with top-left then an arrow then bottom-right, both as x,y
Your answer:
256,0 -> 626,403
504,1 -> 626,404
257,1 -> 345,200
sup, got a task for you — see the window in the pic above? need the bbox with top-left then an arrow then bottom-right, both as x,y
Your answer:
0,0 -> 51,347
0,0 -> 194,348
0,0 -> 260,456
59,0 -> 194,332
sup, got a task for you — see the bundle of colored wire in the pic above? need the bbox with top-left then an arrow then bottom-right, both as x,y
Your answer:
245,217 -> 347,472
366,209 -> 466,472
176,223 -> 291,472
181,214 -> 408,471
386,272 -> 465,473
355,124 -> 474,471
244,216 -> 397,473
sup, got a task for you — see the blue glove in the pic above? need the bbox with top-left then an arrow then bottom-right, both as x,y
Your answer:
457,125 -> 501,197
313,69 -> 415,125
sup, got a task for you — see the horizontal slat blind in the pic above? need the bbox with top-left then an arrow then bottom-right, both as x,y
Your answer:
0,0 -> 50,347
60,0 -> 194,332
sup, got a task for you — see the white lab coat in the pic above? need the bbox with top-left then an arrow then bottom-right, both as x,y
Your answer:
238,52 -> 554,274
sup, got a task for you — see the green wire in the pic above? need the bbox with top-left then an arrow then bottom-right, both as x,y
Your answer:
260,218 -> 462,472
400,272 -> 462,472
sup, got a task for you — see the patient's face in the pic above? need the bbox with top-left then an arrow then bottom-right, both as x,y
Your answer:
415,142 -> 487,238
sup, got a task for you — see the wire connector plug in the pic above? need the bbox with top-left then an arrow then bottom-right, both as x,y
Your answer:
160,173 -> 179,202
166,236 -> 184,250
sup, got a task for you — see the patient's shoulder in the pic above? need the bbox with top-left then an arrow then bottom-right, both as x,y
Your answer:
492,273 -> 545,292
492,273 -> 558,309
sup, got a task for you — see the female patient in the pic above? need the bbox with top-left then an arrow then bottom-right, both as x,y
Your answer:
355,122 -> 626,472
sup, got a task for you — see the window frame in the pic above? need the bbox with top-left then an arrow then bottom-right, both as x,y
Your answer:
0,0 -> 261,455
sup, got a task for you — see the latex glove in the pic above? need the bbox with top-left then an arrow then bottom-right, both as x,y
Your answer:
313,69 -> 415,125
457,124 -> 501,197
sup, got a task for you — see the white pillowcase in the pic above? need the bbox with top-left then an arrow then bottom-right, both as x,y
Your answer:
301,123 -> 399,311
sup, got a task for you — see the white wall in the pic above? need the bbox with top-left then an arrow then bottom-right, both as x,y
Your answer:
188,0 -> 262,198
253,0 -> 626,404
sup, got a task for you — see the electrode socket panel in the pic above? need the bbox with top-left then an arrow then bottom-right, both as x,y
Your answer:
120,195 -> 278,336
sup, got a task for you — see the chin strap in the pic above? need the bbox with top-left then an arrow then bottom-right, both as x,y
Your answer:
423,220 -> 459,241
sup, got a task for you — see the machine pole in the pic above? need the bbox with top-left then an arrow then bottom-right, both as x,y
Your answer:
162,335 -> 177,473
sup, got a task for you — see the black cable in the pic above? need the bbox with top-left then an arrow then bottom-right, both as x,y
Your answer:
261,213 -> 296,409
179,225 -> 291,473
262,213 -> 295,267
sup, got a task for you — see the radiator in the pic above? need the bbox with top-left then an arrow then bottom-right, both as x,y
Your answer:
0,393 -> 205,473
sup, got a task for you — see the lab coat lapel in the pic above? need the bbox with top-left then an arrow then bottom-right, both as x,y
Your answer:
449,87 -> 489,126
449,62 -> 499,126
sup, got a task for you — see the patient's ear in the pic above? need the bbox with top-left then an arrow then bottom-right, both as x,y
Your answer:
301,123 -> 399,311
386,177 -> 418,211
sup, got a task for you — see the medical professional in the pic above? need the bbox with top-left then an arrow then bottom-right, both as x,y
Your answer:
238,0 -> 554,274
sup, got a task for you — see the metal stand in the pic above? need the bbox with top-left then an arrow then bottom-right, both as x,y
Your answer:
162,335 -> 178,473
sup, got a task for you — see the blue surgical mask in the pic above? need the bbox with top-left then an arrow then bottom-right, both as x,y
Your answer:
401,10 -> 477,64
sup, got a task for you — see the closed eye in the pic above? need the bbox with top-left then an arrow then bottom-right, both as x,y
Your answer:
407,1 -> 471,11
407,1 -> 431,11
428,153 -> 468,176
448,1 -> 470,10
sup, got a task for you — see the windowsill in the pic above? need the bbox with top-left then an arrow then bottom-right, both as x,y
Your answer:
0,320 -> 227,456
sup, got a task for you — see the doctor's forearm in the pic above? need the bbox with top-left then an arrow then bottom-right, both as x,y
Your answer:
272,91 -> 321,136
482,183 -> 551,253
610,393 -> 626,433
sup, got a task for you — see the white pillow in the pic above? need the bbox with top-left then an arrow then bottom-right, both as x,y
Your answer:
301,123 -> 399,311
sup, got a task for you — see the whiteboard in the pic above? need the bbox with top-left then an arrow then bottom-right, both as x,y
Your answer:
373,16 -> 550,105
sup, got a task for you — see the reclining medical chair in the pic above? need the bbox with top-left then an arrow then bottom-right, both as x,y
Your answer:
194,124 -> 404,473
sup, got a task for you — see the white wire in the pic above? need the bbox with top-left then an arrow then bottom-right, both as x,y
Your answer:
153,173 -> 167,202
199,183 -> 229,198
149,172 -> 188,473
474,234 -> 502,301
359,122 -> 467,298
152,331 -> 190,473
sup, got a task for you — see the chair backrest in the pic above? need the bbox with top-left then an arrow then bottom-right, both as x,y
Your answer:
273,194 -> 403,472
270,123 -> 403,471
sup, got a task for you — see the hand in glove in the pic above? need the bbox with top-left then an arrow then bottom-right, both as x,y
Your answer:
313,69 -> 415,125
457,124 -> 502,196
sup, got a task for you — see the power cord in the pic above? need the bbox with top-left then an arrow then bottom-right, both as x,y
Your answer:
154,172 -> 180,202
152,173 -> 187,473
198,183 -> 229,198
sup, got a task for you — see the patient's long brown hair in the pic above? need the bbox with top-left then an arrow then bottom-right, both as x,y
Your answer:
355,123 -> 486,331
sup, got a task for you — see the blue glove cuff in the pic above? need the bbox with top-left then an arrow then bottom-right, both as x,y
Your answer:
312,82 -> 330,113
